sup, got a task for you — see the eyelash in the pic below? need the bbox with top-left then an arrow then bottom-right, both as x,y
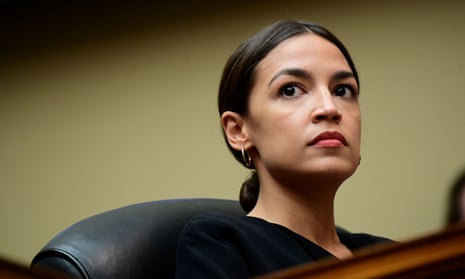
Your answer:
278,82 -> 306,98
278,82 -> 358,99
333,84 -> 358,98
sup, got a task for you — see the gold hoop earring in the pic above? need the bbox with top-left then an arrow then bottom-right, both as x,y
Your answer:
241,145 -> 252,167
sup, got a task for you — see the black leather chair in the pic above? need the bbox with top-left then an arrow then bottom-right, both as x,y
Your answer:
30,198 -> 245,279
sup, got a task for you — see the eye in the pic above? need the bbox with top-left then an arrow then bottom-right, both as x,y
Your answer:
333,84 -> 357,98
278,82 -> 305,98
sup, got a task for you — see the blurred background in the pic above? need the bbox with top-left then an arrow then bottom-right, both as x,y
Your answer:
1,0 -> 464,265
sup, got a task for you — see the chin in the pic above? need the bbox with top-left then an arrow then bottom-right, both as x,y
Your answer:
309,159 -> 359,179
267,157 -> 359,182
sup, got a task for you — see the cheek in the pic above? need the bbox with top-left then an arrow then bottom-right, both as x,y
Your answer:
351,109 -> 362,139
249,110 -> 302,147
346,110 -> 362,155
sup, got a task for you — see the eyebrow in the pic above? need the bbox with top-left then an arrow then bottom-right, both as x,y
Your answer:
268,68 -> 311,86
330,71 -> 356,84
268,68 -> 356,87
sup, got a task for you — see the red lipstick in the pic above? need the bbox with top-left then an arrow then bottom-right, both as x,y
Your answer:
309,131 -> 347,147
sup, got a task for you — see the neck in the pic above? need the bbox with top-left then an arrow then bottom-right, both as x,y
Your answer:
247,171 -> 352,259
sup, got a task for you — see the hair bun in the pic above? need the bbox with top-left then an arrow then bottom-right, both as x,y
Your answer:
239,171 -> 260,213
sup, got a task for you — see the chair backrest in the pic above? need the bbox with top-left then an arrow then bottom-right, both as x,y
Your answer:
30,198 -> 244,279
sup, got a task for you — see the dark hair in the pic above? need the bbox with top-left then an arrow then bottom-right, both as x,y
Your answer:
445,169 -> 465,225
217,20 -> 360,212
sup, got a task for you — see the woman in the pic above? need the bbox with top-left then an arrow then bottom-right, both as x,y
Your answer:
445,169 -> 465,225
175,20 -> 391,278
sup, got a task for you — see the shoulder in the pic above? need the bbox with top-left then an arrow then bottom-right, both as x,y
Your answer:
180,213 -> 307,243
182,212 -> 247,229
338,230 -> 394,250
177,213 -> 267,255
176,213 -> 269,278
179,213 -> 253,239
176,214 -> 313,278
178,213 -> 281,249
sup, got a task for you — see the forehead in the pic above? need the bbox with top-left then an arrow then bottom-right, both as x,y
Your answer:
256,33 -> 351,75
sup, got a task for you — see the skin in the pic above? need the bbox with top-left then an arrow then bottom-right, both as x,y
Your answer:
222,33 -> 361,259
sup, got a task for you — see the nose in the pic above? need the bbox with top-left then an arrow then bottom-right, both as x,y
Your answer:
311,91 -> 341,123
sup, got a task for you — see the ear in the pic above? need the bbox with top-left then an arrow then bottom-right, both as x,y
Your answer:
221,111 -> 251,151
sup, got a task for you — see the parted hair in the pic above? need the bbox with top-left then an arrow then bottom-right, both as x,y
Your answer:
217,20 -> 360,213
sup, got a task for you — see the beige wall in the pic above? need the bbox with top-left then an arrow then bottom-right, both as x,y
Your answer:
1,0 -> 464,265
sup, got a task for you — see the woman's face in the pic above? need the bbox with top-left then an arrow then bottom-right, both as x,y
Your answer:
244,33 -> 361,182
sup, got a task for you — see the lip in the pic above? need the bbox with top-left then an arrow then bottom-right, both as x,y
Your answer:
309,131 -> 348,147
